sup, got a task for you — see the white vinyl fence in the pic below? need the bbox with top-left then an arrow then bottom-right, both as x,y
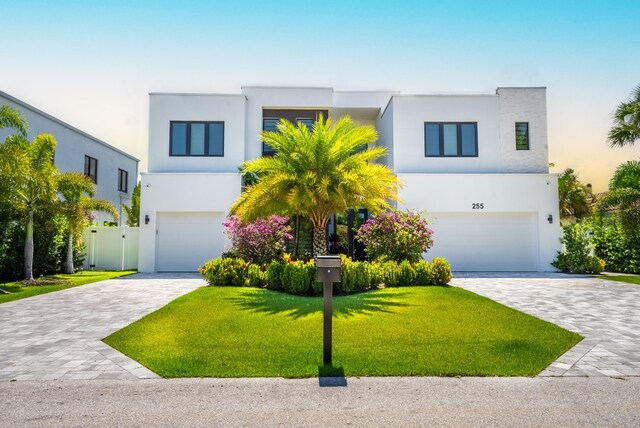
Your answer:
81,226 -> 139,271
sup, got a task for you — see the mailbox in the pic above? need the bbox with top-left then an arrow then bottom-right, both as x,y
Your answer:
316,255 -> 342,283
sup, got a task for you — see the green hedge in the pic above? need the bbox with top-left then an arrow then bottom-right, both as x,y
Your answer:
200,256 -> 452,296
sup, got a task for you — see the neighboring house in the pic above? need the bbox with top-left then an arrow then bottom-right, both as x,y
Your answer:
0,90 -> 139,224
139,86 -> 561,272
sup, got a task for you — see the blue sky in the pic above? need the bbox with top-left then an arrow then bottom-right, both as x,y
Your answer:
2,0 -> 639,190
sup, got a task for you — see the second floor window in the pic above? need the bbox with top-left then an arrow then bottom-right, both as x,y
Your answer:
170,121 -> 224,156
118,169 -> 128,193
515,122 -> 529,150
425,122 -> 478,157
84,155 -> 98,184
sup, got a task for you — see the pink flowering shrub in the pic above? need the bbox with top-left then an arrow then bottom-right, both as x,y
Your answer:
356,210 -> 434,262
222,215 -> 293,265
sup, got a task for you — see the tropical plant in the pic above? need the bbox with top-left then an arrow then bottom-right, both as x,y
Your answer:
0,133 -> 58,281
558,168 -> 592,222
123,181 -> 141,227
356,210 -> 434,262
608,84 -> 640,148
552,224 -> 605,274
222,215 -> 292,265
596,160 -> 640,236
0,105 -> 28,137
57,172 -> 118,274
230,115 -> 401,257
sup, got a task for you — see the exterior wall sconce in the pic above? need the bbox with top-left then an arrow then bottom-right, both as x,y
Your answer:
547,214 -> 553,224
145,214 -> 150,225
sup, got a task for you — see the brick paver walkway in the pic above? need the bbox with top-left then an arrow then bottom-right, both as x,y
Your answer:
0,273 -> 203,381
453,273 -> 640,377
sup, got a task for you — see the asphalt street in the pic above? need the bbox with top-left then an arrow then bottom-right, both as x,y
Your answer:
2,377 -> 639,427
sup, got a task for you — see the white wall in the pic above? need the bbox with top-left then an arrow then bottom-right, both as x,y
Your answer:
390,95 -> 502,173
377,100 -> 394,168
147,93 -> 246,173
138,172 -> 241,272
241,87 -> 333,161
398,173 -> 562,271
497,87 -> 549,173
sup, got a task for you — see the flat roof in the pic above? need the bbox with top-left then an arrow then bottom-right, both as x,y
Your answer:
0,90 -> 139,162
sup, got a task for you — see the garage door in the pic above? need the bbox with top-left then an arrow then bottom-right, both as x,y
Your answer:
157,212 -> 225,272
425,212 -> 538,271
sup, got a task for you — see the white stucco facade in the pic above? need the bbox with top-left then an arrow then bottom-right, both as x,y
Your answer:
0,91 -> 139,224
139,86 -> 561,272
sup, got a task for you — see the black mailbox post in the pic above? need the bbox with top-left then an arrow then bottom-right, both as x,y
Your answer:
316,255 -> 341,365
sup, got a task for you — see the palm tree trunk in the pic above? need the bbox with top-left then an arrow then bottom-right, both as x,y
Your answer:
24,210 -> 34,281
313,226 -> 327,257
63,231 -> 74,274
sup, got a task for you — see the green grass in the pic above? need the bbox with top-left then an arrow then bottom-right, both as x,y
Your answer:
597,275 -> 640,285
0,270 -> 136,304
104,286 -> 581,378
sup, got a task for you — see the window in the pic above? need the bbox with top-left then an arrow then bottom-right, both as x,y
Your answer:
118,169 -> 128,193
169,121 -> 224,156
262,118 -> 279,156
84,155 -> 98,184
296,118 -> 314,131
515,122 -> 529,150
424,122 -> 478,157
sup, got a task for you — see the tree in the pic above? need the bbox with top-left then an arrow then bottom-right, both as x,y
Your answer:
608,84 -> 640,148
0,105 -> 28,137
597,160 -> 640,236
558,168 -> 592,222
57,172 -> 118,274
0,133 -> 58,281
231,115 -> 401,257
123,181 -> 140,226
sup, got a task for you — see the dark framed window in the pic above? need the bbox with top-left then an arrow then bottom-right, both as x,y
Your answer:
515,122 -> 529,150
118,169 -> 128,193
424,122 -> 478,157
262,118 -> 279,156
261,109 -> 328,156
169,121 -> 224,156
84,155 -> 98,184
296,117 -> 314,131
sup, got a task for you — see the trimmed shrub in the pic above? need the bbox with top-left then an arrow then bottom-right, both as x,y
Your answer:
338,261 -> 371,294
267,260 -> 285,290
200,257 -> 249,287
280,261 -> 315,295
592,214 -> 640,273
247,264 -> 267,288
371,260 -> 399,288
397,260 -> 416,286
413,260 -> 432,285
430,258 -> 453,285
552,224 -> 605,274
356,210 -> 433,262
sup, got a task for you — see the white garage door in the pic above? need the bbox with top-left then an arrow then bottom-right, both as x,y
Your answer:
426,212 -> 538,271
157,212 -> 225,272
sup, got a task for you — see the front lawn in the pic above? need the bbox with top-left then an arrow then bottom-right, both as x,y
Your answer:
597,275 -> 640,285
104,286 -> 581,378
0,270 -> 136,304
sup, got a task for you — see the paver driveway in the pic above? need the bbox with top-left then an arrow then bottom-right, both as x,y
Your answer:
453,273 -> 640,377
0,273 -> 203,381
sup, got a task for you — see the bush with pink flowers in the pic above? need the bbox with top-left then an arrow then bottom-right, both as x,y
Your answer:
356,210 -> 434,262
222,215 -> 293,265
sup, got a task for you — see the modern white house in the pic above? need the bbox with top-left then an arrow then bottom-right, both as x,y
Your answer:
139,86 -> 561,272
0,90 -> 139,224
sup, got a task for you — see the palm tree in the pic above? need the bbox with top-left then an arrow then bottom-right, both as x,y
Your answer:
0,105 -> 28,137
558,168 -> 592,222
608,84 -> 640,148
231,115 -> 401,257
57,172 -> 118,274
0,133 -> 58,281
597,160 -> 640,236
123,181 -> 141,227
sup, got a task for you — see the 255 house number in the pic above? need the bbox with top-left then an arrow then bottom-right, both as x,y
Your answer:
472,203 -> 485,209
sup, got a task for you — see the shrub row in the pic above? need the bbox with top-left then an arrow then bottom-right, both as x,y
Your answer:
200,256 -> 452,296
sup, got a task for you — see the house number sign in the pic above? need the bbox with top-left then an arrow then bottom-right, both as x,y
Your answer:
471,203 -> 485,209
